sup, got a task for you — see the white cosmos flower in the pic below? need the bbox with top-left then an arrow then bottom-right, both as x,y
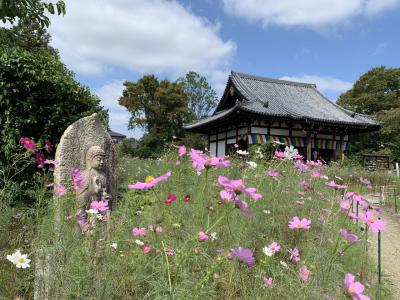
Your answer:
236,150 -> 249,155
210,232 -> 217,241
246,161 -> 257,169
262,246 -> 273,257
280,260 -> 288,268
110,243 -> 118,249
284,146 -> 298,160
6,250 -> 31,268
263,210 -> 271,214
86,209 -> 98,215
135,239 -> 144,246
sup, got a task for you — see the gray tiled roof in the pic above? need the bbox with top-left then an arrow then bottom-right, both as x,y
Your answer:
184,71 -> 379,131
231,72 -> 378,126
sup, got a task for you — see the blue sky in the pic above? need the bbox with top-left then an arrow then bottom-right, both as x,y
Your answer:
42,0 -> 400,138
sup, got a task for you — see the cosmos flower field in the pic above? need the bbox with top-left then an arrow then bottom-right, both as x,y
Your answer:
1,142 -> 394,299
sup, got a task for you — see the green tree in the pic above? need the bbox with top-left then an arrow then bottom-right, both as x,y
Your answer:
119,75 -> 190,139
0,0 -> 65,28
0,47 -> 106,204
0,18 -> 58,56
177,71 -> 218,120
337,66 -> 400,161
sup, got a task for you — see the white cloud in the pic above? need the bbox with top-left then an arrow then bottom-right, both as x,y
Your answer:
95,80 -> 143,139
222,0 -> 400,30
279,75 -> 352,93
49,0 -> 236,77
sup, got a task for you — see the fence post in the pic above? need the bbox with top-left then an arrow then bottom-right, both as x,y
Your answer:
378,218 -> 382,285
379,186 -> 384,205
396,162 -> 399,177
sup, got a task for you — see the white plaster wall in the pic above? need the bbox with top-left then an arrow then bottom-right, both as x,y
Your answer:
270,128 -> 289,135
217,140 -> 226,157
251,127 -> 269,134
227,138 -> 236,144
210,142 -> 217,156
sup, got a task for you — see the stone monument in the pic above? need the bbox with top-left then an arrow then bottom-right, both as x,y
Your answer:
34,113 -> 117,300
54,113 -> 117,210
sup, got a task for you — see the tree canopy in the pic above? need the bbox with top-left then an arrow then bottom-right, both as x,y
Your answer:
337,66 -> 400,161
177,71 -> 218,120
0,0 -> 65,28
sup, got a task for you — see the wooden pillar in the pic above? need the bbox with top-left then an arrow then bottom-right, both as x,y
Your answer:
339,135 -> 344,161
306,132 -> 312,161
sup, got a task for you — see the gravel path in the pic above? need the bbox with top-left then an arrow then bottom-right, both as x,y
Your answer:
369,208 -> 400,299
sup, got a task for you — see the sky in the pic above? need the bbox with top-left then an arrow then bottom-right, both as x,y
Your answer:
41,0 -> 400,138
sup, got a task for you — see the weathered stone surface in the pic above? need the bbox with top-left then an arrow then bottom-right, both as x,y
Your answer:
54,113 -> 117,208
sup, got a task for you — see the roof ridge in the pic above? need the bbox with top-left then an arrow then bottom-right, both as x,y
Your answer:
232,71 -> 317,88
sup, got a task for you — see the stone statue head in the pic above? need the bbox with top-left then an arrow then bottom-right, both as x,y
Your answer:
85,146 -> 106,171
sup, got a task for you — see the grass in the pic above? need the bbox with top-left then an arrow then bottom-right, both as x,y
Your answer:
0,148 -> 395,299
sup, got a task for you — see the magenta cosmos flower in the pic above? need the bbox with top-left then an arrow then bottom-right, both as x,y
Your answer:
53,184 -> 66,196
340,229 -> 360,243
198,231 -> 209,241
345,192 -> 369,208
189,149 -> 230,173
288,217 -> 311,230
274,150 -> 285,160
230,247 -> 255,267
132,227 -> 146,236
263,277 -> 273,287
163,194 -> 177,205
289,248 -> 300,263
325,181 -> 347,189
128,171 -> 171,190
267,170 -> 280,179
177,145 -> 186,157
70,168 -> 83,191
344,273 -> 370,300
360,211 -> 385,233
359,177 -> 372,189
299,265 -> 310,282
19,137 -> 37,151
44,139 -> 52,153
217,175 -> 262,218
90,200 -> 109,212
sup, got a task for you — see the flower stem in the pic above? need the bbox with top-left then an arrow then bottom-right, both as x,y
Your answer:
161,241 -> 173,296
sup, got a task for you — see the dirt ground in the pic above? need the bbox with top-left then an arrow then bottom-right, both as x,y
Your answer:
369,207 -> 400,299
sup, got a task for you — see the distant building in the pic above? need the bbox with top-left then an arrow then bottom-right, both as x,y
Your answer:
108,130 -> 126,144
184,71 -> 379,161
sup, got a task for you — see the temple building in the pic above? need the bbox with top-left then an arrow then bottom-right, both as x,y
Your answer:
184,71 -> 379,161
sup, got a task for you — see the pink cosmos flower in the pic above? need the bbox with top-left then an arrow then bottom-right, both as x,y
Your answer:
77,217 -> 89,233
189,149 -> 230,173
198,231 -> 209,241
340,200 -> 352,210
299,179 -> 312,191
54,184 -> 66,196
288,217 -> 311,230
299,265 -> 310,281
143,245 -> 151,254
165,248 -> 174,256
230,247 -> 255,267
274,150 -> 285,160
177,145 -> 186,157
345,192 -> 369,208
132,227 -> 146,236
234,143 -> 239,149
293,153 -> 304,160
128,171 -> 171,190
175,160 -> 181,165
289,248 -> 300,263
163,194 -> 177,205
263,277 -> 273,287
268,242 -> 280,254
267,170 -> 280,179
311,171 -> 321,179
155,226 -> 163,233
296,200 -> 305,206
294,160 -> 308,172
90,200 -> 109,212
35,152 -> 45,168
360,177 -> 372,189
70,168 -> 83,190
44,139 -> 52,153
19,137 -> 37,151
340,229 -> 360,243
325,181 -> 347,190
359,211 -> 385,233
297,191 -> 305,196
217,175 -> 262,218
306,160 -> 323,167
344,273 -> 370,300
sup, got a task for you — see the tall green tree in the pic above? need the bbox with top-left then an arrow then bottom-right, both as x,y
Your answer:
0,0 -> 65,28
337,66 -> 400,161
177,71 -> 218,120
119,75 -> 191,157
